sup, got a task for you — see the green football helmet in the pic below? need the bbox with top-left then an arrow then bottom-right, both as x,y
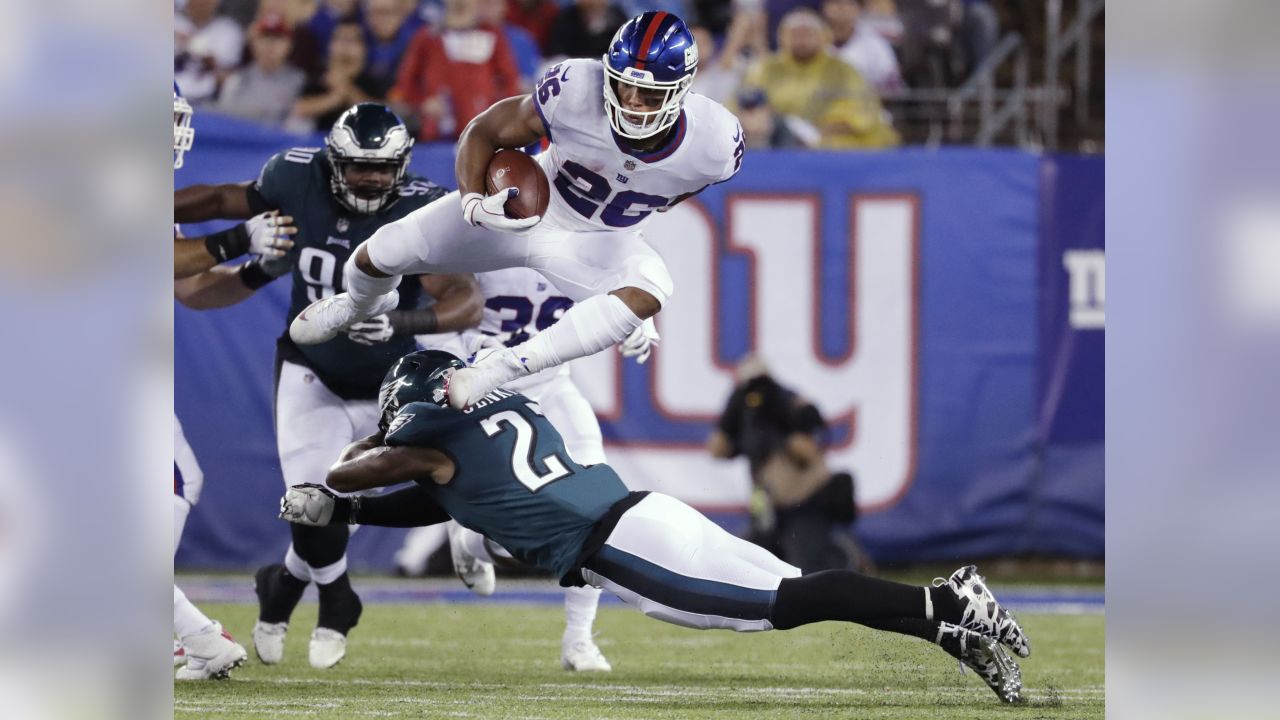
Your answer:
325,103 -> 414,214
378,350 -> 466,430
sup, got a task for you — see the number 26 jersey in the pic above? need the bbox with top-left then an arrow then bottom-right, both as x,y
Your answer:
531,58 -> 744,234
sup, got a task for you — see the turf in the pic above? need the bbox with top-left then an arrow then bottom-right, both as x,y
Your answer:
175,601 -> 1103,719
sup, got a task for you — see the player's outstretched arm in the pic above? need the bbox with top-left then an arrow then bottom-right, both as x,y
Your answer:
174,181 -> 258,223
455,95 -> 546,199
411,274 -> 484,333
327,443 -> 453,493
175,254 -> 293,309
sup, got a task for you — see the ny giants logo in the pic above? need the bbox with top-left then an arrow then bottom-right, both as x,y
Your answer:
572,193 -> 921,511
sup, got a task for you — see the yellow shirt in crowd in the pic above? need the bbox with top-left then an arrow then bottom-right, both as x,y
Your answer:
743,52 -> 900,150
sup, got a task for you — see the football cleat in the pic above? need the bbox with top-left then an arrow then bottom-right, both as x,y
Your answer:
252,621 -> 288,665
309,627 -> 350,669
447,348 -> 528,410
934,565 -> 1031,658
289,290 -> 399,345
561,638 -> 612,672
175,622 -> 248,680
448,521 -> 495,596
935,622 -> 1022,703
173,640 -> 186,667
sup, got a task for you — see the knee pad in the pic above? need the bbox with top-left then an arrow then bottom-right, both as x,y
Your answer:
624,256 -> 674,308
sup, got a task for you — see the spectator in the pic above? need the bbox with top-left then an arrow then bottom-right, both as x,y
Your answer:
859,0 -> 904,45
477,0 -> 542,89
505,0 -> 559,54
363,0 -> 424,97
688,15 -> 765,105
307,0 -> 363,50
743,8 -> 898,149
391,0 -> 522,141
708,356 -> 868,573
735,88 -> 810,148
288,19 -> 382,133
175,0 -> 245,105
823,0 -> 903,95
254,0 -> 328,79
216,13 -> 307,126
546,0 -> 626,61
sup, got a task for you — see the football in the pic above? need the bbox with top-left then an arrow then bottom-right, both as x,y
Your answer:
484,149 -> 550,220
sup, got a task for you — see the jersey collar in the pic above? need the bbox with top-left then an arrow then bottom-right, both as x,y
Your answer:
611,110 -> 687,164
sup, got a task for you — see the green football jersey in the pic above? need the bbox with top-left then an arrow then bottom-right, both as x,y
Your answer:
385,392 -> 630,580
252,147 -> 448,399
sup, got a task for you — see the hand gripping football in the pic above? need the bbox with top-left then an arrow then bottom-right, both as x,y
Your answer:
485,149 -> 550,219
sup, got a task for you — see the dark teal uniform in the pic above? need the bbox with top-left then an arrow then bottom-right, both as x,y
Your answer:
385,390 -> 631,579
250,147 -> 448,399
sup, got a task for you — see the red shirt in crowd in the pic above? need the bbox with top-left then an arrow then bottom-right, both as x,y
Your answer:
392,24 -> 521,141
505,0 -> 559,54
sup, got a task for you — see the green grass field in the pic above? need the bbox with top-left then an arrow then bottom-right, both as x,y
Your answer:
175,601 -> 1103,719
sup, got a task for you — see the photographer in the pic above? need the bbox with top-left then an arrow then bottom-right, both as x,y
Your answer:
708,357 -> 867,572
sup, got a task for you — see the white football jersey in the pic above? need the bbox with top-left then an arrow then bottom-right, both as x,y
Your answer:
418,267 -> 575,388
532,58 -> 745,233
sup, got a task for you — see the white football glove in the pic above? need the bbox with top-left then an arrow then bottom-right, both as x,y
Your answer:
279,484 -> 338,526
245,210 -> 297,258
620,318 -> 660,364
346,314 -> 394,345
461,189 -> 540,233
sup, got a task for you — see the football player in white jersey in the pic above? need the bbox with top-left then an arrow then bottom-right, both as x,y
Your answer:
413,267 -> 653,671
172,83 -> 250,680
288,11 -> 745,411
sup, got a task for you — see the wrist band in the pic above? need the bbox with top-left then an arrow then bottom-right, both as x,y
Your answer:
203,224 -> 250,263
238,260 -> 276,290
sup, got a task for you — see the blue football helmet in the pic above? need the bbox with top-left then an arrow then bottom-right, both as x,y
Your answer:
173,82 -> 195,170
603,11 -> 699,140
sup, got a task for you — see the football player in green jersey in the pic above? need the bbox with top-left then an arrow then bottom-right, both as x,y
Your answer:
281,350 -> 1029,703
175,104 -> 484,670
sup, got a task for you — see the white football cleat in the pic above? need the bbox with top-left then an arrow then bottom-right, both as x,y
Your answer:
309,627 -> 350,669
560,638 -> 612,672
935,622 -> 1022,703
447,522 -> 495,596
448,348 -> 529,409
252,621 -> 288,665
173,639 -> 186,667
175,622 -> 248,680
289,290 -> 399,345
935,565 -> 1031,658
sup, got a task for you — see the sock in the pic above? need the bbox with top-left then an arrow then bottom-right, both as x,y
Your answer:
455,524 -> 495,563
317,572 -> 363,634
257,563 -> 309,624
309,556 -> 349,586
562,585 -> 601,644
503,294 -> 642,376
343,254 -> 400,314
284,545 -> 313,582
769,570 -> 957,631
290,522 -> 350,569
174,585 -> 215,640
861,617 -> 941,643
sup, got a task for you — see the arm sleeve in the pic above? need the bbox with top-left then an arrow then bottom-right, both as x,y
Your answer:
352,483 -> 450,527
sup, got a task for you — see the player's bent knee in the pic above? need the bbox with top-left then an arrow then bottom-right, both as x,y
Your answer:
623,256 -> 673,309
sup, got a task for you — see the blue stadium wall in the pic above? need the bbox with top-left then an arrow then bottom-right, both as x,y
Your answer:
175,113 -> 1104,570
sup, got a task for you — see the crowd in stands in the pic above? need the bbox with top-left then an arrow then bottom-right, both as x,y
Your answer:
175,0 -> 1001,149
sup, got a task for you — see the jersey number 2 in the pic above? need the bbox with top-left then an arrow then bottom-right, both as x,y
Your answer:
479,407 -> 572,492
